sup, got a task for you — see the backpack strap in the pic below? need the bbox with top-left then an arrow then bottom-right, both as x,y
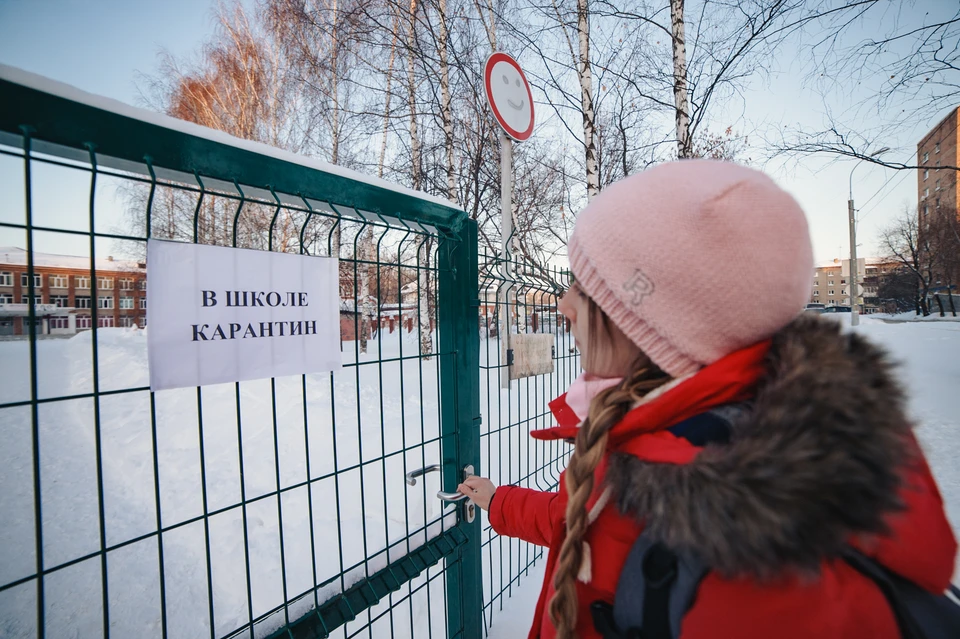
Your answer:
592,532 -> 709,639
842,548 -> 960,639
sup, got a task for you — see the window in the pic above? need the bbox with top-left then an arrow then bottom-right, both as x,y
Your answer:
924,169 -> 929,180
21,295 -> 42,305
936,198 -> 941,209
923,151 -> 929,162
139,280 -> 147,291
98,316 -> 115,328
76,315 -> 92,329
0,272 -> 11,286
75,296 -> 91,309
813,290 -> 819,297
140,297 -> 147,310
98,296 -> 114,309
935,142 -> 940,153
49,275 -> 68,288
0,293 -> 12,304
924,187 -> 929,198
829,290 -> 835,295
828,280 -> 834,285
937,160 -> 941,171
50,316 -> 70,330
139,316 -> 148,328
119,296 -> 134,310
119,317 -> 134,328
841,279 -> 846,284
119,278 -> 134,291
97,277 -> 114,290
76,276 -> 90,289
50,295 -> 69,307
813,281 -> 819,287
936,179 -> 941,191
20,273 -> 42,288
924,206 -> 929,217
842,289 -> 847,295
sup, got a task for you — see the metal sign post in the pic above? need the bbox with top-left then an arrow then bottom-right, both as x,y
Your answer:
483,52 -> 534,389
500,133 -> 514,388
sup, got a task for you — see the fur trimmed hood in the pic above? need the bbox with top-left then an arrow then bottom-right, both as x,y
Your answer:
607,315 -> 916,579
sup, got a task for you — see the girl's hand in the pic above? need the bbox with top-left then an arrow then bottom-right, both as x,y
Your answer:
458,476 -> 497,511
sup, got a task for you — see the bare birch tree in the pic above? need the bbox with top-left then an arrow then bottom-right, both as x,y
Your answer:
669,0 -> 691,158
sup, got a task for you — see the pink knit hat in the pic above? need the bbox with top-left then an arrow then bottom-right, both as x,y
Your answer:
568,160 -> 813,378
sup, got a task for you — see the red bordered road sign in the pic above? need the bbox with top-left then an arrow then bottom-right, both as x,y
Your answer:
483,52 -> 535,141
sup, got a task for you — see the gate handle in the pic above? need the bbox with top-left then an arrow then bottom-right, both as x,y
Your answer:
405,464 -> 441,486
405,464 -> 471,502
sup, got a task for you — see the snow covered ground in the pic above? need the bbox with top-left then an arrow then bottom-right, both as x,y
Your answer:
0,326 -> 575,639
1,319 -> 957,639
0,328 -> 459,638
871,311 -> 960,323
854,318 -> 960,578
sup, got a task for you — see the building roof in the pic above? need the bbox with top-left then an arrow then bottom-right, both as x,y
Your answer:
0,247 -> 144,272
814,257 -> 893,269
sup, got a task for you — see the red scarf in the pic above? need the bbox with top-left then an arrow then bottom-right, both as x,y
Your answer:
533,340 -> 771,463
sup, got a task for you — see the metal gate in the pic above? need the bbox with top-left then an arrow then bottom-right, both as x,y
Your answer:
0,68 -> 480,639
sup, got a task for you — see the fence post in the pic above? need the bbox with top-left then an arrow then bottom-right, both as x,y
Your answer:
438,218 -> 481,639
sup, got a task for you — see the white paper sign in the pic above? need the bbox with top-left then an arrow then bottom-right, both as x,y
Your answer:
509,333 -> 555,380
147,239 -> 341,391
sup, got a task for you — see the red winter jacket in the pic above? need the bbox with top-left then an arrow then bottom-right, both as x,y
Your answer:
489,319 -> 957,639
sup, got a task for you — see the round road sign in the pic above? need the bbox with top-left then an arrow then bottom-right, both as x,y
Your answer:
483,52 -> 535,141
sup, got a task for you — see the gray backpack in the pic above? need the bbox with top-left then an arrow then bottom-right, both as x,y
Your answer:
591,532 -> 960,639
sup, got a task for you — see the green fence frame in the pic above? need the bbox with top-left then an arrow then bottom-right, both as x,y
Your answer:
0,69 -> 482,639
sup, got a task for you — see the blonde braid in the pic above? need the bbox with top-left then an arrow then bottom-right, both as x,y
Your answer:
548,365 -> 671,639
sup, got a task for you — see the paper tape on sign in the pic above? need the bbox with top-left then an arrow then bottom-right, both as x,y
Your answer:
510,333 -> 555,380
147,239 -> 341,391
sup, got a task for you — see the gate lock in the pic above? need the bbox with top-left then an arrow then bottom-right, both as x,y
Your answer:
405,464 -> 477,523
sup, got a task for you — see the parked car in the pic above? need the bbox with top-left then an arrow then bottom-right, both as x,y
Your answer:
804,303 -> 826,314
822,305 -> 851,313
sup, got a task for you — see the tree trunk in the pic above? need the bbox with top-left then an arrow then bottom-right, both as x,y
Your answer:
438,0 -> 457,203
378,12 -> 400,179
358,228 -> 373,353
670,0 -> 692,158
328,0 -> 342,258
577,0 -> 599,199
364,13 -> 402,355
407,0 -> 432,358
407,0 -> 422,191
474,0 -> 497,51
419,237 -> 434,359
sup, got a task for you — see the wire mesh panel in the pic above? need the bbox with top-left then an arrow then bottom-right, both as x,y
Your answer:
476,255 -> 579,634
0,70 -> 480,639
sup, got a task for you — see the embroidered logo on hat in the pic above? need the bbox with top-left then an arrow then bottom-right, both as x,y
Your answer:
623,269 -> 655,305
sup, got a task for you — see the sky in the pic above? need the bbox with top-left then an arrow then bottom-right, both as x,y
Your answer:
0,0 -> 947,264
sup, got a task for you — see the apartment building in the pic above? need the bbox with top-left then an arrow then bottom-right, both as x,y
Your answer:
810,258 -> 899,313
0,247 -> 147,336
917,106 -> 960,289
918,106 -> 959,219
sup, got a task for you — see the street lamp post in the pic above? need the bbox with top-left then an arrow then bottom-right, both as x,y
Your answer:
847,148 -> 890,327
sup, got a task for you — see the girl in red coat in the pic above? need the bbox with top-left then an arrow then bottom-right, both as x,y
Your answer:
458,160 -> 956,639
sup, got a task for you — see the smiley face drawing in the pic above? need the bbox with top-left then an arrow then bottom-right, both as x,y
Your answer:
484,52 -> 535,141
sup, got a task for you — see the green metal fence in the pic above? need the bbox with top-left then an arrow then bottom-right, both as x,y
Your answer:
476,259 -> 578,633
0,69 -> 480,639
